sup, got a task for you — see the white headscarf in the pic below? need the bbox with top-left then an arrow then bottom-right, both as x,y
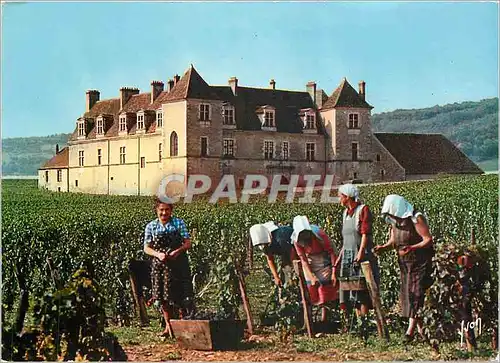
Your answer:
381,194 -> 415,219
338,183 -> 360,202
249,224 -> 271,247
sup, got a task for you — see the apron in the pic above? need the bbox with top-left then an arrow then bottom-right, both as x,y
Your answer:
340,204 -> 380,306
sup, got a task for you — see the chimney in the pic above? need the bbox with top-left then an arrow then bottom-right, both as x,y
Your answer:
119,87 -> 140,109
358,81 -> 366,101
86,90 -> 100,112
306,81 -> 317,104
229,77 -> 238,96
150,81 -> 164,103
269,79 -> 276,90
167,79 -> 174,92
315,89 -> 324,108
173,74 -> 180,85
55,144 -> 59,154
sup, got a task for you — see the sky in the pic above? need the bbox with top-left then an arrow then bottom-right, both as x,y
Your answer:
1,1 -> 498,138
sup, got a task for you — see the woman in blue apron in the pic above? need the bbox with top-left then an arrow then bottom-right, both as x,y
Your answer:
143,198 -> 195,336
338,184 -> 379,334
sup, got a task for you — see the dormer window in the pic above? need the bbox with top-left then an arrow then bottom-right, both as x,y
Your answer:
137,113 -> 145,130
264,111 -> 275,128
156,110 -> 163,128
119,115 -> 127,132
77,121 -> 85,137
96,117 -> 104,135
305,114 -> 315,129
348,113 -> 360,129
223,106 -> 235,125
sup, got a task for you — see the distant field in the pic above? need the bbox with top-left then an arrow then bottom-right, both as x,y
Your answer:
477,158 -> 498,172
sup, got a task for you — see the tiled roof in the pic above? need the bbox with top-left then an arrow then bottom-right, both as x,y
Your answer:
40,147 -> 69,169
321,78 -> 372,110
121,93 -> 154,112
163,65 -> 221,102
374,133 -> 483,175
211,85 -> 320,133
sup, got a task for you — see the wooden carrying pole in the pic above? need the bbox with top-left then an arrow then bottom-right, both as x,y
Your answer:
236,266 -> 254,335
293,260 -> 314,338
361,261 -> 390,342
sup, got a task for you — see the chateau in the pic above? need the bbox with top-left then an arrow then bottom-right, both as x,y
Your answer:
38,65 -> 482,195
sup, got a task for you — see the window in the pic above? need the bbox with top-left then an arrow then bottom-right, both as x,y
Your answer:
381,169 -> 385,180
282,141 -> 289,161
159,143 -> 163,161
119,115 -> 127,132
120,146 -> 126,164
264,141 -> 274,160
137,114 -> 145,130
157,111 -> 163,128
75,180 -> 79,187
57,169 -> 62,182
199,104 -> 210,121
170,132 -> 178,156
305,114 -> 316,129
353,172 -> 358,179
97,118 -> 104,135
140,157 -> 146,168
223,107 -> 235,125
223,139 -> 234,157
78,121 -> 85,137
78,150 -> 84,166
97,149 -> 102,165
45,170 -> 49,183
58,187 -> 61,192
306,143 -> 316,161
201,137 -> 208,157
348,114 -> 359,129
376,154 -> 381,162
352,142 -> 358,161
264,111 -> 275,128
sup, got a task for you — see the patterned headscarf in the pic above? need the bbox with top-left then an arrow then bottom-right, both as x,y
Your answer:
338,184 -> 360,202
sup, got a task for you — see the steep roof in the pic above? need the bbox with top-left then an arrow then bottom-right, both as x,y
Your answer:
164,65 -> 221,102
40,147 -> 69,169
321,78 -> 373,110
211,86 -> 321,133
374,133 -> 483,175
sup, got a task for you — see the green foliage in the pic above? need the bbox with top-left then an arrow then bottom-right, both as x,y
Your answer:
1,175 -> 498,351
372,98 -> 498,163
2,267 -> 125,361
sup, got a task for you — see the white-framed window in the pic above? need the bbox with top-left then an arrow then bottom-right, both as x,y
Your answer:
96,118 -> 104,135
223,106 -> 235,125
348,113 -> 359,129
57,169 -> 62,182
305,114 -> 316,129
201,137 -> 208,157
282,141 -> 289,160
156,110 -> 163,128
352,142 -> 359,161
137,113 -> 145,130
45,170 -> 49,183
199,104 -> 210,121
119,115 -> 127,132
159,143 -> 163,161
119,146 -> 126,164
264,111 -> 275,128
97,148 -> 102,165
170,132 -> 178,156
264,140 -> 274,160
306,143 -> 316,161
78,121 -> 85,137
78,150 -> 84,166
140,157 -> 146,168
223,139 -> 235,157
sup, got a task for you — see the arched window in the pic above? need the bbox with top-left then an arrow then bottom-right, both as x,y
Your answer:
170,131 -> 178,156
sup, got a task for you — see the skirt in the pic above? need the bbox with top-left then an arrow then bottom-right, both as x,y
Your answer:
398,256 -> 433,318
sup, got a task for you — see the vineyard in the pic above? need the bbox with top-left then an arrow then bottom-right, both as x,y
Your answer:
1,175 -> 498,361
